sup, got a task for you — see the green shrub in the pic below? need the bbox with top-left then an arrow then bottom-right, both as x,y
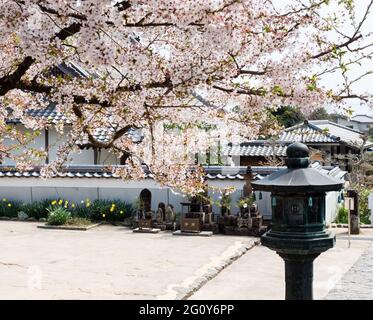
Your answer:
56,198 -> 134,221
46,206 -> 71,225
88,199 -> 134,221
0,198 -> 22,217
21,199 -> 51,220
359,189 -> 372,225
72,198 -> 93,219
0,197 -> 135,223
334,205 -> 348,224
237,196 -> 254,208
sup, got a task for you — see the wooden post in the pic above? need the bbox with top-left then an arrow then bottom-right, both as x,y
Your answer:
347,190 -> 359,234
348,198 -> 352,248
345,197 -> 354,248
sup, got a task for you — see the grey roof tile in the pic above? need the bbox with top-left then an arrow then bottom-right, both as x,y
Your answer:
223,142 -> 287,157
0,164 -> 346,181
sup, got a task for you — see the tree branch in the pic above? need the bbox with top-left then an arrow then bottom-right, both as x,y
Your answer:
312,34 -> 363,59
0,56 -> 35,95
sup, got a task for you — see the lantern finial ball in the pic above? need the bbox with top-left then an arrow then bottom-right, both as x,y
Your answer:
286,142 -> 310,158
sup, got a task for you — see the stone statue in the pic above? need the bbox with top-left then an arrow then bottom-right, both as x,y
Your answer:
156,208 -> 164,223
165,205 -> 174,222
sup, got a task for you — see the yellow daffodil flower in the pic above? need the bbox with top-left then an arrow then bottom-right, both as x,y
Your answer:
58,199 -> 63,205
102,214 -> 106,218
2,198 -> 7,202
51,200 -> 57,205
7,203 -> 12,207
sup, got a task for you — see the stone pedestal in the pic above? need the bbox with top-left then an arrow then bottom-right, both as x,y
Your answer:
180,217 -> 201,233
138,218 -> 152,229
350,214 -> 360,235
173,230 -> 212,237
261,228 -> 335,300
279,253 -> 319,300
133,228 -> 161,233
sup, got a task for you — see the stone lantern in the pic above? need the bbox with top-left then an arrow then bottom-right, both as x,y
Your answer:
251,142 -> 343,300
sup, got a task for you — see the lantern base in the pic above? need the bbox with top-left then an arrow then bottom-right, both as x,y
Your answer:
261,229 -> 335,255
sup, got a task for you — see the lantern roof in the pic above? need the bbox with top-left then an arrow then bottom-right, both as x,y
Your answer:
251,142 -> 343,192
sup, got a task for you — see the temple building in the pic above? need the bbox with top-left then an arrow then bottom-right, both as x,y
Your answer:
224,119 -> 373,171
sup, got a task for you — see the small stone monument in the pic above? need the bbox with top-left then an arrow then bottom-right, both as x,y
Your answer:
156,208 -> 164,223
165,205 -> 174,223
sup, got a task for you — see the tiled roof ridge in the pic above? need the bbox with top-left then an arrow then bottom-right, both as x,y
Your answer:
0,163 -> 347,181
353,114 -> 373,117
285,120 -> 340,142
352,114 -> 373,120
309,119 -> 365,135
227,140 -> 289,146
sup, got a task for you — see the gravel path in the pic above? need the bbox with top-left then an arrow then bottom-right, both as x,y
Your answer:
326,242 -> 373,300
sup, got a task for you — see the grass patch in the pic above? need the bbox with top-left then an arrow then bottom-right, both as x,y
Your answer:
65,217 -> 93,227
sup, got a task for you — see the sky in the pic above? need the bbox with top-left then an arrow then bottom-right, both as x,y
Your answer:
323,0 -> 373,116
277,0 -> 373,116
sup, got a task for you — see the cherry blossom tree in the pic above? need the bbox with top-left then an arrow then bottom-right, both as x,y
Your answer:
0,0 -> 372,194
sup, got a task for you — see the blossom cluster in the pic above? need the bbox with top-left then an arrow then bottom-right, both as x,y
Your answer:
0,0 -> 371,194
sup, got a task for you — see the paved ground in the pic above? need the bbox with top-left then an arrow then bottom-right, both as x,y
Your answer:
190,229 -> 373,300
1,222 -> 372,300
0,221 -> 256,300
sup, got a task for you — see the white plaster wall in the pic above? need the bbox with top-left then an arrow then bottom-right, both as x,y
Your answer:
337,119 -> 359,131
49,128 -> 95,165
31,186 -> 98,203
0,178 -> 183,212
49,128 -> 123,165
98,149 -> 120,165
68,149 -> 95,165
168,189 -> 188,214
99,187 -> 138,204
337,119 -> 371,133
231,156 -> 241,166
2,125 -> 45,165
0,187 -> 33,203
325,191 -> 339,224
255,190 -> 272,220
48,127 -> 64,162
358,123 -> 370,132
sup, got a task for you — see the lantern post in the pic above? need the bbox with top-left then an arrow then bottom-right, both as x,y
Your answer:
252,142 -> 343,300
